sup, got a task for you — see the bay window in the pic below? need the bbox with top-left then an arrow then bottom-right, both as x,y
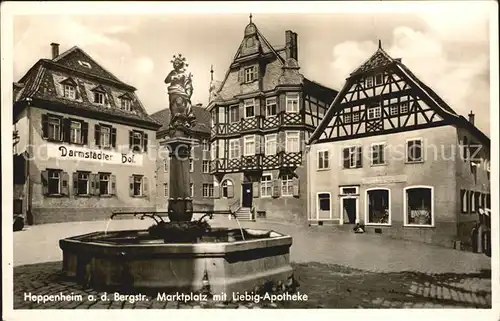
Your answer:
285,131 -> 300,153
244,135 -> 255,156
265,134 -> 277,156
286,93 -> 299,113
229,139 -> 240,159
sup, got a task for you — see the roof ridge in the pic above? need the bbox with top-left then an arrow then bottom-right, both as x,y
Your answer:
350,46 -> 394,76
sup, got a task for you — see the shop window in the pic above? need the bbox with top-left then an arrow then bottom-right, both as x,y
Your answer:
405,186 -> 433,226
366,189 -> 390,225
406,139 -> 423,163
318,150 -> 330,169
260,174 -> 272,197
203,183 -> 214,198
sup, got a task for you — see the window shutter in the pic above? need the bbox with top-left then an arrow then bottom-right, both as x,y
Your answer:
95,124 -> 101,147
129,131 -> 133,150
42,114 -> 49,138
227,184 -> 234,198
238,68 -> 244,83
103,91 -> 109,106
293,177 -> 300,197
272,179 -> 280,198
75,85 -> 81,100
252,65 -> 259,81
142,176 -> 149,196
92,173 -> 100,196
81,121 -> 88,145
111,175 -> 117,195
343,148 -> 350,168
61,171 -> 69,196
41,170 -> 49,195
252,181 -> 260,198
63,118 -> 71,142
111,128 -> 117,148
214,184 -> 220,199
72,172 -> 78,196
129,176 -> 134,197
356,146 -> 363,168
143,133 -> 148,152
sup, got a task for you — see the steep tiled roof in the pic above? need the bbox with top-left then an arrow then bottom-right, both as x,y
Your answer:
151,105 -> 211,136
350,45 -> 394,76
14,46 -> 160,129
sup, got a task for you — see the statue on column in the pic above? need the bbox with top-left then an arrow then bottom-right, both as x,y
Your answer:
165,54 -> 196,134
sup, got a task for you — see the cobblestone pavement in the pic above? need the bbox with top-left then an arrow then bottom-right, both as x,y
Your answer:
10,218 -> 492,309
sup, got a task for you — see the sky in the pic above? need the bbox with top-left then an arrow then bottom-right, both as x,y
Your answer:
11,2 -> 492,136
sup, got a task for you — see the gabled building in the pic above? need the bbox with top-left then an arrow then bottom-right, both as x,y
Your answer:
307,42 -> 491,248
151,104 -> 214,213
208,17 -> 338,224
13,43 -> 161,224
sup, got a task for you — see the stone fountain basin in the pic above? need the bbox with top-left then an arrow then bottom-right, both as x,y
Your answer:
59,228 -> 293,297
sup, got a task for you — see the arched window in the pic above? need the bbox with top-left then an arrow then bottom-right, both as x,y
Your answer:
221,179 -> 234,198
404,186 -> 434,227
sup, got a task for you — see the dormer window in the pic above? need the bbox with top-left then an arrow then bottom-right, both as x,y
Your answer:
239,65 -> 258,84
121,98 -> 131,111
78,60 -> 92,69
64,85 -> 76,99
94,92 -> 104,105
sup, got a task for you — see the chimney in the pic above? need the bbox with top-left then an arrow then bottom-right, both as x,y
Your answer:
285,30 -> 298,61
468,110 -> 475,125
50,43 -> 60,60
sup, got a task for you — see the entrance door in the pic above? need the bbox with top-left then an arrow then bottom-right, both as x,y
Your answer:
242,183 -> 253,207
342,198 -> 357,224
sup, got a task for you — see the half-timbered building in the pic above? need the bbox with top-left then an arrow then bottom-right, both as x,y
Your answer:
307,42 -> 491,248
208,17 -> 338,223
13,43 -> 161,224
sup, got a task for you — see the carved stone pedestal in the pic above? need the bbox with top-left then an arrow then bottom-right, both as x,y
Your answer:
162,137 -> 194,222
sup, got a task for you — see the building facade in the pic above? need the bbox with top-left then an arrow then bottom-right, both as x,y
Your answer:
151,105 -> 214,212
307,43 -> 491,248
13,43 -> 161,225
208,18 -> 338,224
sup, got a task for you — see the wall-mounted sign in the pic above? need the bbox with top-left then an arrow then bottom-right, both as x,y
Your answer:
362,175 -> 407,185
45,144 -> 143,166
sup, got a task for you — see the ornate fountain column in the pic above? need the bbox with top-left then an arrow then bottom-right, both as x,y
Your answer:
163,54 -> 197,222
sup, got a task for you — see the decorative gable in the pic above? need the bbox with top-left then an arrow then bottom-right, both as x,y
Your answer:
60,77 -> 78,86
310,44 -> 461,144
